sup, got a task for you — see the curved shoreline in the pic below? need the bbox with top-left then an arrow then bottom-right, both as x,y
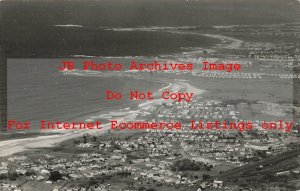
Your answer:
0,28 -> 231,157
0,80 -> 204,157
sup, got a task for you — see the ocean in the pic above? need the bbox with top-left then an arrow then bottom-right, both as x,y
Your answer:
7,58 -> 166,133
1,0 -> 300,58
2,0 -> 300,135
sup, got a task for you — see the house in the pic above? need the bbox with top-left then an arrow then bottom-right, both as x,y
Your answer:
213,180 -> 223,188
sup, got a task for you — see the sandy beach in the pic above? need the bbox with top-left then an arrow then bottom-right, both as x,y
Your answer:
0,79 -> 204,157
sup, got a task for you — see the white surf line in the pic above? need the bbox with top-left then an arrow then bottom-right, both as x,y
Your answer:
158,83 -> 172,92
0,84 -> 202,157
201,33 -> 243,49
165,30 -> 243,50
106,26 -> 243,51
54,24 -> 83,28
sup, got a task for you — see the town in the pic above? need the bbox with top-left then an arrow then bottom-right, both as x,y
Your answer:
2,13 -> 300,191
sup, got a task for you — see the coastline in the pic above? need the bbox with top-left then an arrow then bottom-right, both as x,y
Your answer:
0,79 -> 205,157
1,29 -> 242,158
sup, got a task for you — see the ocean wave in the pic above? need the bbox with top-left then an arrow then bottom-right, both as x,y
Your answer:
101,56 -> 146,59
105,26 -> 197,32
54,24 -> 83,28
71,55 -> 97,58
62,70 -> 104,77
213,22 -> 300,29
69,55 -> 150,59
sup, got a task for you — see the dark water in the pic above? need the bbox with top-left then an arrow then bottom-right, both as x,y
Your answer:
2,0 -> 300,133
7,58 -> 165,132
1,0 -> 300,57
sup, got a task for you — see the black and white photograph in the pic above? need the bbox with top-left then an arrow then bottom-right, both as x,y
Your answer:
0,0 -> 300,190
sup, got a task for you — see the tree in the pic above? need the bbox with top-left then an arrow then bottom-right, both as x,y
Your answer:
83,135 -> 88,144
93,136 -> 97,142
147,189 -> 156,191
25,170 -> 36,176
0,174 -> 7,180
172,159 -> 201,171
138,187 -> 147,191
48,171 -> 63,182
202,174 -> 211,181
8,172 -> 18,181
205,165 -> 213,171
